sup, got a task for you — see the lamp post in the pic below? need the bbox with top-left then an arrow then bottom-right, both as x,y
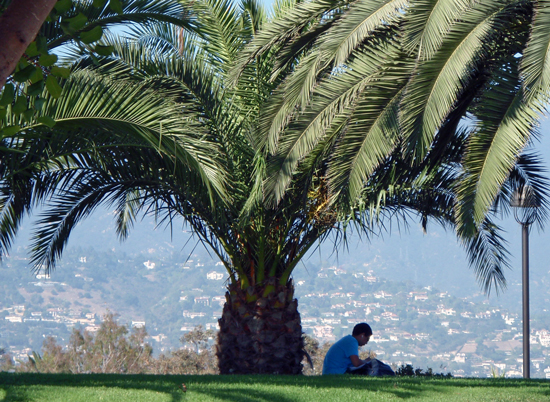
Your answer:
510,186 -> 540,379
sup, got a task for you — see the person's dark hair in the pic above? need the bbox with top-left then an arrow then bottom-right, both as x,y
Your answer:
352,323 -> 373,337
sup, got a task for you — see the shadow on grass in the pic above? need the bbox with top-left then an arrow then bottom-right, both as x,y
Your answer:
1,373 -> 550,401
0,373 -> 188,402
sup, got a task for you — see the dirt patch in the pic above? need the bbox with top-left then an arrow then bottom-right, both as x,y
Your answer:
484,340 -> 522,351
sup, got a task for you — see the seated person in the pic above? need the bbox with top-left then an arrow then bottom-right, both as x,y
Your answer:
322,322 -> 394,376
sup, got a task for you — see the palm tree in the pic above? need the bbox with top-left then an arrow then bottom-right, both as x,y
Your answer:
0,0 -> 221,262
233,0 -> 550,292
0,0 -> 471,375
3,0 -> 546,374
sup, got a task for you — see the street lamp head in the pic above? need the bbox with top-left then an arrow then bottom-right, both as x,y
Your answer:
510,185 -> 540,225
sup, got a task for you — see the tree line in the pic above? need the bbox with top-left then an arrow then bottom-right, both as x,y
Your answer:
0,313 -> 361,375
1,314 -> 218,375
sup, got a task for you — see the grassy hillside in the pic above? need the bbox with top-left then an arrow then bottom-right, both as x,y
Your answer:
1,373 -> 550,402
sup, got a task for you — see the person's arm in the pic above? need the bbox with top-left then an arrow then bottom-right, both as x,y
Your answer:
350,355 -> 371,367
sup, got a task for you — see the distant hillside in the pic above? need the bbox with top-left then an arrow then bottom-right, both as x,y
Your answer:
2,237 -> 550,378
11,201 -> 549,316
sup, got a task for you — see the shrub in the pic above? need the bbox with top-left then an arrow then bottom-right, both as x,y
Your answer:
396,364 -> 452,378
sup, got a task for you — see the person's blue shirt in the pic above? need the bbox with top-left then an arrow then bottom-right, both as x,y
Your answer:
322,335 -> 359,374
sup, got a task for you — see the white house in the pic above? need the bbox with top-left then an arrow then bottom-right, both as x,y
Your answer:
206,271 -> 224,280
212,295 -> 225,306
143,260 -> 156,269
313,325 -> 334,339
194,296 -> 210,306
538,330 -> 550,347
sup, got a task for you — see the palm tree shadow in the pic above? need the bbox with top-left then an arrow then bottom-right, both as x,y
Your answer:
0,373 -> 186,402
193,387 -> 299,402
2,373 -> 550,401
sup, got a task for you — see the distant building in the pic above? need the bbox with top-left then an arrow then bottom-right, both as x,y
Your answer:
313,325 -> 334,339
194,296 -> 210,306
206,271 -> 224,280
371,335 -> 389,343
206,322 -> 219,330
143,260 -> 156,270
151,334 -> 167,342
416,333 -> 429,340
302,317 -> 318,325
132,321 -> 146,328
502,314 -> 516,325
436,306 -> 456,316
538,330 -> 550,347
321,318 -> 341,325
381,312 -> 399,321
182,311 -> 206,318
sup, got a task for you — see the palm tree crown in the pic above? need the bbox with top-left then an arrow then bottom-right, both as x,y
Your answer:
233,0 -> 550,292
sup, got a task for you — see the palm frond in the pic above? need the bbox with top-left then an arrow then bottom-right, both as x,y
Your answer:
191,0 -> 247,73
321,0 -> 406,67
399,0 -> 515,161
457,84 -> 540,232
496,151 -> 550,229
264,37 -> 402,203
460,217 -> 510,295
44,0 -> 190,51
402,0 -> 474,58
327,83 -> 404,201
229,0 -> 346,85
520,0 -> 550,105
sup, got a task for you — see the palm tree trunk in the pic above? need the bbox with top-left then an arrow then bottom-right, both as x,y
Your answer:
217,280 -> 304,374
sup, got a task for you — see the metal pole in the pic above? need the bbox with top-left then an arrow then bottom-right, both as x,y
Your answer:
522,223 -> 530,379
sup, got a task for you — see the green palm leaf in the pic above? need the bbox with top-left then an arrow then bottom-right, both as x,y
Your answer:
402,0 -> 474,58
265,36 -> 402,203
520,0 -> 550,104
399,0 -> 515,161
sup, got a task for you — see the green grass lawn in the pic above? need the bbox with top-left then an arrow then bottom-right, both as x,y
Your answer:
1,373 -> 549,402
